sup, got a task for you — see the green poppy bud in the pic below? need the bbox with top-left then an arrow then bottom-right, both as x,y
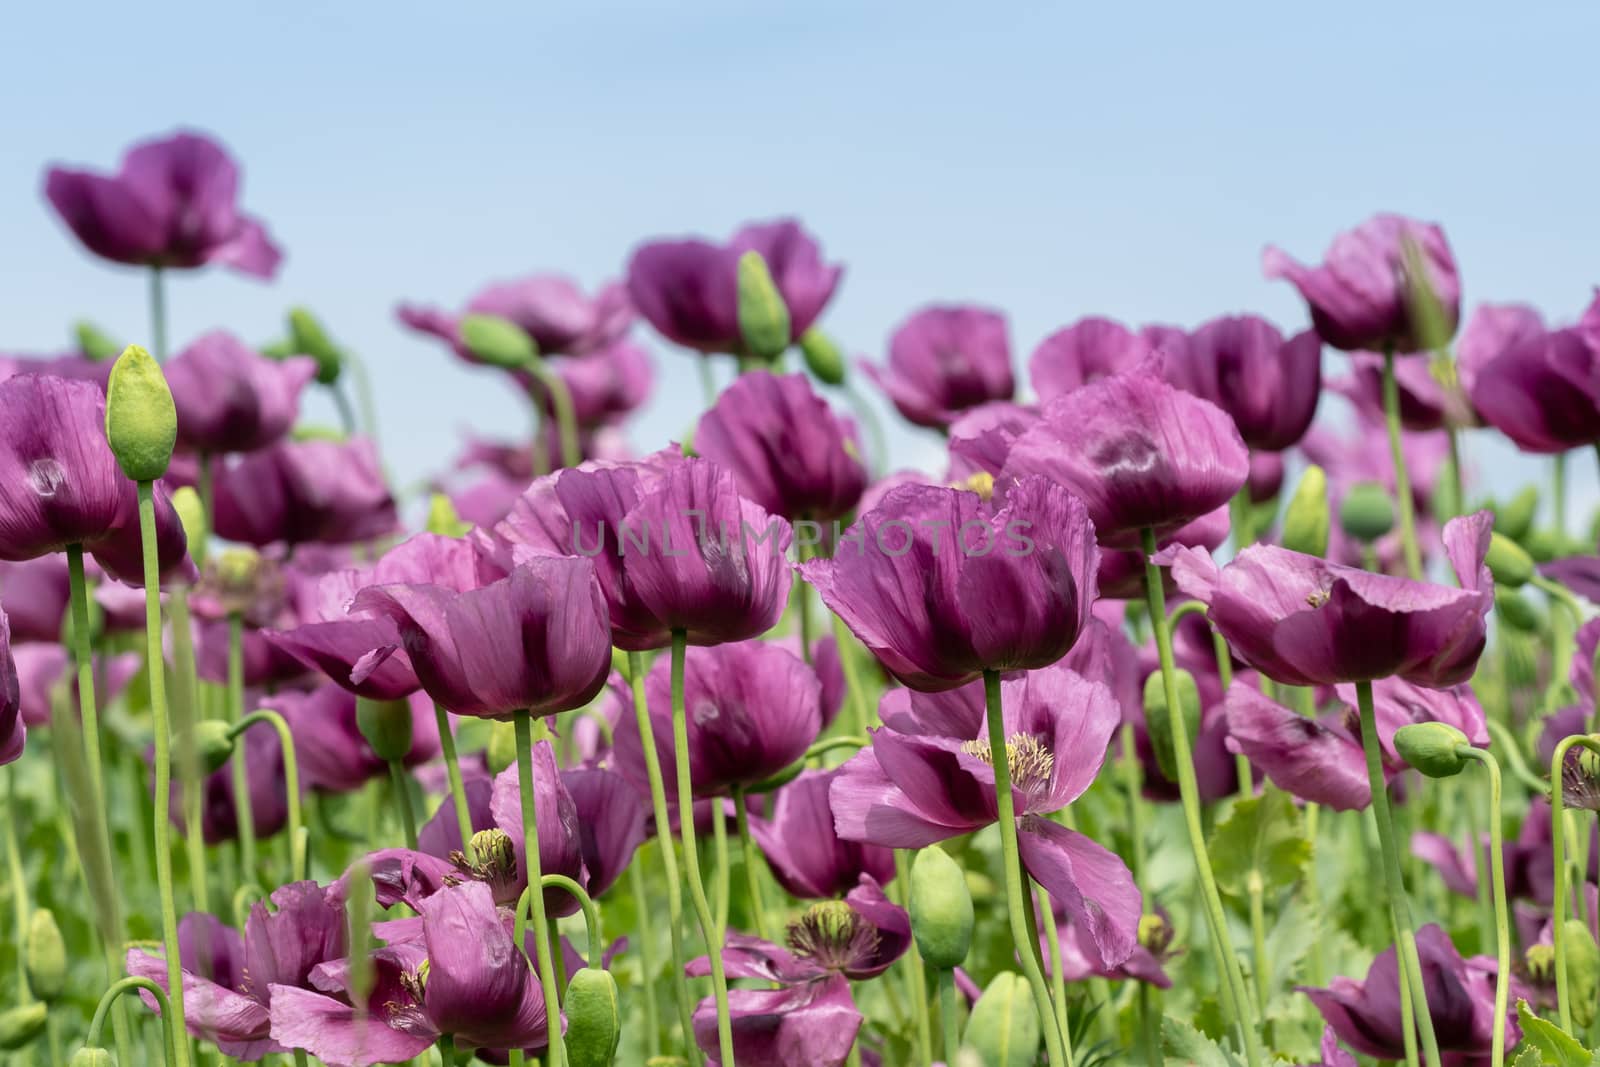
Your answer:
69,1049 -> 114,1067
290,424 -> 346,443
1280,465 -> 1330,558
171,485 -> 208,567
1523,527 -> 1561,564
1495,485 -> 1539,543
736,251 -> 791,362
1392,722 -> 1471,779
486,719 -> 518,774
799,327 -> 846,385
460,313 -> 537,371
105,344 -> 177,482
356,697 -> 414,763
75,321 -> 120,362
1339,482 -> 1395,544
259,338 -> 295,360
1143,669 -> 1201,781
564,968 -> 622,1067
287,307 -> 345,384
24,909 -> 66,1002
1494,587 -> 1542,632
0,1003 -> 47,1050
962,972 -> 1039,1067
179,719 -> 239,776
1566,918 -> 1600,1029
908,846 -> 975,969
427,493 -> 470,538
1484,532 -> 1535,589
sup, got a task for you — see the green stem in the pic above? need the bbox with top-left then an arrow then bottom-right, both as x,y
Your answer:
548,915 -> 568,994
795,535 -> 815,664
196,456 -> 214,550
1037,882 -> 1071,1047
149,266 -> 168,362
1295,687 -> 1329,987
526,358 -> 581,469
227,613 -> 257,881
892,848 -> 933,1063
434,704 -> 475,863
138,482 -> 192,1067
514,711 -> 567,1067
671,632 -> 737,1066
1551,734 -> 1600,1032
829,611 -> 870,738
539,875 -> 603,970
1167,598 -> 1207,629
88,976 -> 175,1063
388,759 -> 418,850
711,792 -> 731,937
230,709 -> 305,880
627,859 -> 663,1057
1247,874 -> 1269,1011
1119,723 -> 1147,884
732,788 -> 772,940
983,670 -> 1070,1067
1482,719 -> 1548,794
1209,627 -> 1253,797
1141,530 -> 1263,1067
1139,985 -> 1160,1067
1381,347 -> 1424,579
697,359 -> 718,408
4,773 -> 29,1005
938,969 -> 962,1062
64,545 -> 108,821
1444,427 -> 1464,522
624,649 -> 701,1065
169,587 -> 208,914
1354,679 -> 1440,1067
1457,747 -> 1509,1067
294,1049 -> 310,1067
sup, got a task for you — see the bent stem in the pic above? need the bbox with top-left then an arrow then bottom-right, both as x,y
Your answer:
434,703 -> 475,863
1141,529 -> 1262,1067
625,648 -> 701,1064
137,481 -> 192,1067
1381,347 -> 1424,580
671,632 -> 737,1066
231,709 -> 306,880
533,875 -> 602,970
983,669 -> 1070,1067
732,787 -> 772,940
89,976 -> 175,1065
1456,747 -> 1509,1067
514,710 -> 567,1067
526,357 -> 581,469
227,613 -> 257,881
1354,679 -> 1441,1067
1550,733 -> 1600,1032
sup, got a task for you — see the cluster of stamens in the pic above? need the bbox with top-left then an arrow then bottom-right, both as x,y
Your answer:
785,901 -> 878,973
960,732 -> 1055,797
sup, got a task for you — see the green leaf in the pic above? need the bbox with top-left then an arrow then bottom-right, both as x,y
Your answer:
1160,1017 -> 1240,1067
1207,786 -> 1311,898
1515,999 -> 1593,1066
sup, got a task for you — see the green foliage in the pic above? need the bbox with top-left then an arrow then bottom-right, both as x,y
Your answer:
1206,788 -> 1310,899
1161,1017 -> 1242,1067
1515,1000 -> 1595,1065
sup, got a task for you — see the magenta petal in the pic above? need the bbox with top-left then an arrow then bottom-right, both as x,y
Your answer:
563,766 -> 647,898
267,984 -> 434,1067
125,944 -> 276,1057
0,376 -> 128,560
1223,684 -> 1370,810
420,881 -> 537,1043
866,305 -> 1014,429
828,748 -> 973,848
1017,817 -> 1141,971
1029,316 -> 1152,402
488,747 -> 587,914
166,331 -> 315,453
693,975 -> 862,1067
750,768 -> 895,900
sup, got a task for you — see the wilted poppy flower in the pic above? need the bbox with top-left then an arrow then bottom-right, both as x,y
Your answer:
1459,310 -> 1600,453
164,332 -> 317,454
399,274 -> 632,360
353,556 -> 612,720
686,878 -> 909,1067
1169,510 -> 1492,688
862,305 -> 1014,429
1028,316 -> 1153,403
1000,364 -> 1249,548
1263,214 -> 1460,352
1334,352 -> 1475,432
613,639 -> 822,796
127,881 -> 345,1058
1299,924 -> 1514,1061
802,476 -> 1098,692
627,218 -> 841,356
44,130 -> 281,278
270,880 -> 550,1062
274,686 -> 439,794
212,437 -> 395,547
0,612 -> 22,766
0,556 -> 69,642
13,642 -> 139,728
750,768 -> 896,900
1161,315 -> 1322,452
696,371 -> 866,521
831,664 -> 1139,967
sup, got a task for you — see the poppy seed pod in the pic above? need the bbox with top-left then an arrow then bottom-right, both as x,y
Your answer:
737,250 -> 792,361
105,344 -> 177,481
1493,587 -> 1541,632
1484,532 -> 1535,588
1281,465 -> 1330,558
356,696 -> 416,763
963,972 -> 1040,1067
0,1004 -> 46,1050
1143,668 -> 1201,781
1393,722 -> 1470,778
460,312 -> 538,370
800,327 -> 846,384
24,909 -> 65,1002
1339,481 -> 1395,544
908,846 -> 974,968
565,968 -> 623,1067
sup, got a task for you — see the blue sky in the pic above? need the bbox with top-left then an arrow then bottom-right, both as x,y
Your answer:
4,1 -> 1598,520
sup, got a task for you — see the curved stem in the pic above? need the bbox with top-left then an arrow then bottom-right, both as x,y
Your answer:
434,703 -> 475,863
732,788 -> 771,940
226,613 -> 257,881
1167,598 -> 1207,629
137,481 -> 192,1067
624,649 -> 701,1064
1142,530 -> 1262,1066
1482,719 -> 1548,795
388,759 -> 418,850
230,709 -> 305,880
233,884 -> 265,931
526,358 -> 581,469
983,669 -> 1070,1067
670,631 -> 737,1066
514,710 -> 567,1067
1355,679 -> 1440,1067
1551,733 -> 1600,1032
1457,747 -> 1508,1067
938,969 -> 962,1062
1444,427 -> 1464,522
1381,347 -> 1424,579
526,875 -> 602,971
87,976 -> 174,1061
328,380 -> 357,434
1248,874 -> 1269,1011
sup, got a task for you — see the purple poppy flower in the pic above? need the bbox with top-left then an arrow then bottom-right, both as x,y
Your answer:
13,642 -> 139,728
750,768 -> 896,900
164,331 -> 317,454
1263,214 -> 1460,352
613,640 -> 822,796
862,305 -> 1014,429
0,612 -> 22,766
1300,418 -> 1451,574
1130,625 -> 1250,804
44,130 -> 281,278
1000,363 -> 1249,549
1160,315 -> 1322,452
627,218 -> 841,356
1247,452 -> 1285,504
0,556 -> 69,642
0,350 -> 115,389
1461,317 -> 1600,453
353,557 -> 611,720
270,880 -> 550,1063
399,274 -> 632,361
1041,900 -> 1174,989
550,340 -> 653,426
946,401 -> 1039,483
1455,303 -> 1548,391
212,437 -> 396,547
273,686 -> 439,794
831,663 -> 1140,967
686,877 -> 909,1067
696,371 -> 867,521
1299,924 -> 1513,1061
1334,352 -> 1475,432
1168,510 -> 1492,688
1096,506 -> 1230,601
127,881 -> 345,1058
1542,557 -> 1600,606
1028,316 -> 1153,403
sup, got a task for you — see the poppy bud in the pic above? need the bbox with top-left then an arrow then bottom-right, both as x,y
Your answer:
962,972 -> 1040,1067
486,719 -> 517,774
460,313 -> 537,370
178,719 -> 238,775
0,1004 -> 46,1050
1393,722 -> 1470,778
24,909 -> 66,1002
75,321 -> 120,361
799,328 -> 846,385
736,251 -> 791,362
1566,918 -> 1600,1029
290,424 -> 346,443
69,1050 -> 114,1067
564,968 -> 622,1067
105,344 -> 177,481
1485,532 -> 1535,589
356,697 -> 414,763
1523,527 -> 1561,564
1280,465 -> 1329,558
1339,482 -> 1394,544
908,846 -> 974,969
288,307 -> 344,385
426,493 -> 469,538
1494,587 -> 1542,632
1494,485 -> 1539,543
171,486 -> 208,566
1143,669 -> 1201,781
